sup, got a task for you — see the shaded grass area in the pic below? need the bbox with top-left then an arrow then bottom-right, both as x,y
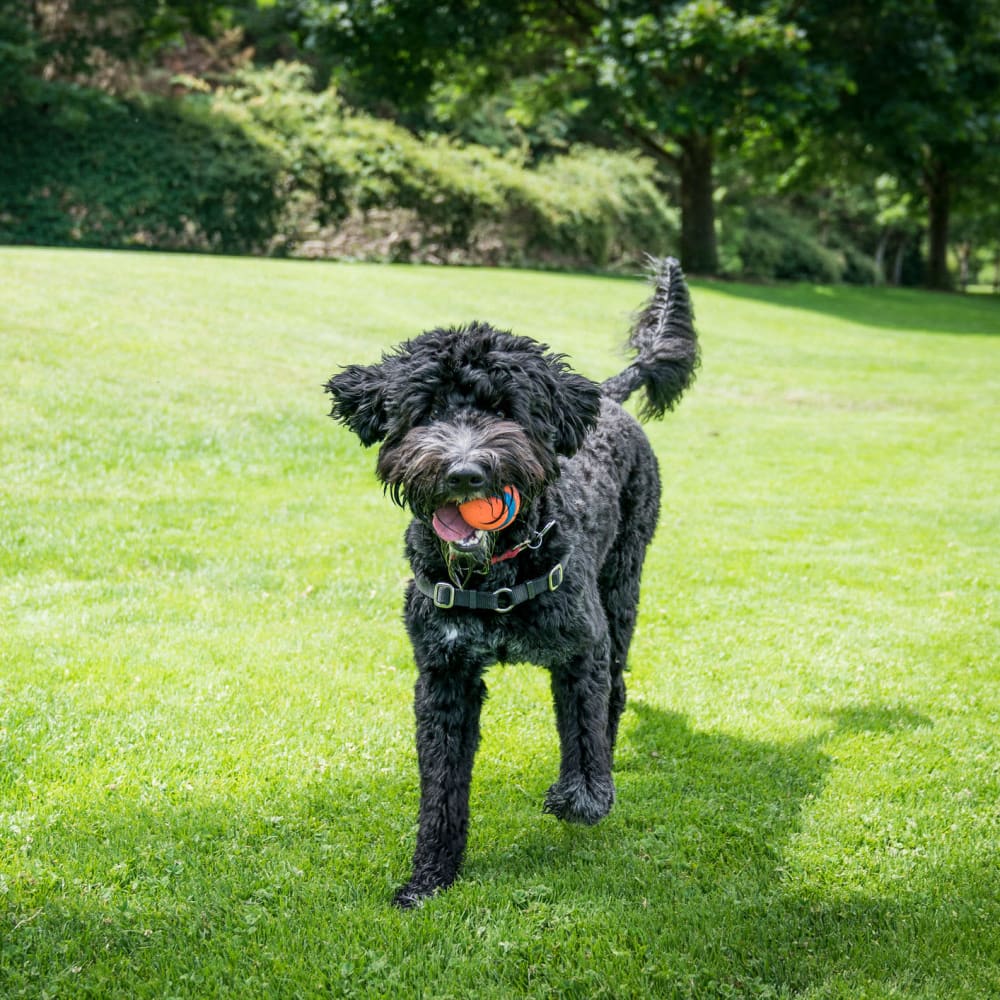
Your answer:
1,249 -> 998,998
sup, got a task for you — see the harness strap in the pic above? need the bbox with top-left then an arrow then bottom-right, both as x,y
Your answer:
415,557 -> 568,614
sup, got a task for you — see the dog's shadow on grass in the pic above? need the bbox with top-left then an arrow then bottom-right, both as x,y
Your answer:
469,700 -> 818,892
468,698 -> 932,902
463,698 -> 967,991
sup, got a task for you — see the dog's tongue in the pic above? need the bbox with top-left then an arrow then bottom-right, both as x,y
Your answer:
431,503 -> 476,543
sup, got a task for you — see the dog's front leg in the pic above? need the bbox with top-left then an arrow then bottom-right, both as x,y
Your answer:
544,651 -> 616,825
393,664 -> 487,908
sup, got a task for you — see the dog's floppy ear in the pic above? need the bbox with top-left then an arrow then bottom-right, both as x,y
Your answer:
325,362 -> 393,446
549,367 -> 602,456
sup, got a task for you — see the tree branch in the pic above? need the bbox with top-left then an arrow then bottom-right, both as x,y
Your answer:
621,121 -> 680,171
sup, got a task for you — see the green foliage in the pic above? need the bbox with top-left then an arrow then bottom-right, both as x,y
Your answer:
5,1 -> 1000,283
802,0 -> 1000,176
0,64 -> 677,267
211,62 -> 681,267
0,0 -> 227,80
0,6 -> 39,104
799,0 -> 1000,287
209,61 -> 356,230
720,202 -> 844,284
582,1 -> 829,140
291,0 -> 833,145
0,85 -> 283,252
286,1 -> 843,275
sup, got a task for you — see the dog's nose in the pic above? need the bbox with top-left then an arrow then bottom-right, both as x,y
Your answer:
445,463 -> 487,494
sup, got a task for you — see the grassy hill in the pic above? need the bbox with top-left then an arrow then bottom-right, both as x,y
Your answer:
1,248 -> 998,998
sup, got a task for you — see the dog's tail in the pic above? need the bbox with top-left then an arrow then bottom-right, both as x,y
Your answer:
601,256 -> 699,419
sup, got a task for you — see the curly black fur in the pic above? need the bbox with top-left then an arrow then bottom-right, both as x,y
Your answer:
601,256 -> 700,418
325,258 -> 698,907
377,414 -> 548,513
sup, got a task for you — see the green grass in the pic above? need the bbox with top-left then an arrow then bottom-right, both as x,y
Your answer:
1,248 -> 998,999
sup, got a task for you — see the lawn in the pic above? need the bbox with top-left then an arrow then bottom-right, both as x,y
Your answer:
1,247 -> 998,999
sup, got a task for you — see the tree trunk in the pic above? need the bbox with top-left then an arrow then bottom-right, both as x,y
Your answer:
924,159 -> 952,290
957,242 -> 971,291
892,236 -> 907,286
678,132 -> 718,276
874,229 -> 890,285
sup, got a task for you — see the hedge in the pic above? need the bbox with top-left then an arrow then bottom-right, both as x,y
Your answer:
1,64 -> 873,280
0,84 -> 282,253
210,63 -> 680,268
0,65 -> 680,270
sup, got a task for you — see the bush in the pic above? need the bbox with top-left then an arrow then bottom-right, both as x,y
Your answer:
0,84 -> 282,252
211,63 -> 679,268
0,8 -> 39,106
718,198 -> 877,285
0,63 -> 678,269
720,202 -> 846,284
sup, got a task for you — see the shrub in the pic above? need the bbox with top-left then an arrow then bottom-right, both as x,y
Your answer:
721,202 -> 848,284
210,63 -> 679,268
0,84 -> 282,252
1,63 -> 679,269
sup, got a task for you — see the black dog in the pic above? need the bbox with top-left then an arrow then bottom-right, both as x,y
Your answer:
326,258 -> 698,907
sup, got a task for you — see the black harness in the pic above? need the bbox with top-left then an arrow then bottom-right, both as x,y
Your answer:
414,557 -> 567,614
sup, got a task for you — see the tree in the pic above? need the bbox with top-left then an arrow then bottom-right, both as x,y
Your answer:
799,0 -> 1000,290
951,154 -> 1000,291
288,0 -> 836,276
0,0 -> 227,99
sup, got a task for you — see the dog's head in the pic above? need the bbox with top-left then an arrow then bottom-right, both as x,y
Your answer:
326,323 -> 601,558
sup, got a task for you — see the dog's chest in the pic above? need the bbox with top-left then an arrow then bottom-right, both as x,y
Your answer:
413,587 -> 586,672
429,614 -> 531,665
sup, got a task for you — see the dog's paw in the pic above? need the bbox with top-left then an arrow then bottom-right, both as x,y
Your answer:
543,775 -> 615,825
392,874 -> 448,909
392,884 -> 430,909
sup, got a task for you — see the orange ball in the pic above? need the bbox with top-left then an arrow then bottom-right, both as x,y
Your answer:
459,486 -> 521,531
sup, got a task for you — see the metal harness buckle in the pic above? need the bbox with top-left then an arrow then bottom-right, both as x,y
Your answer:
548,563 -> 564,591
432,582 -> 456,609
492,587 -> 515,613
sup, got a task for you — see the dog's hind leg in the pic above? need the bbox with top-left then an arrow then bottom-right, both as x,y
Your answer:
601,575 -> 641,759
544,644 -> 616,825
393,666 -> 487,908
599,457 -> 660,758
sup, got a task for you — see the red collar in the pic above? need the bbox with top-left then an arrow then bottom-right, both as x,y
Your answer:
491,520 -> 556,565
